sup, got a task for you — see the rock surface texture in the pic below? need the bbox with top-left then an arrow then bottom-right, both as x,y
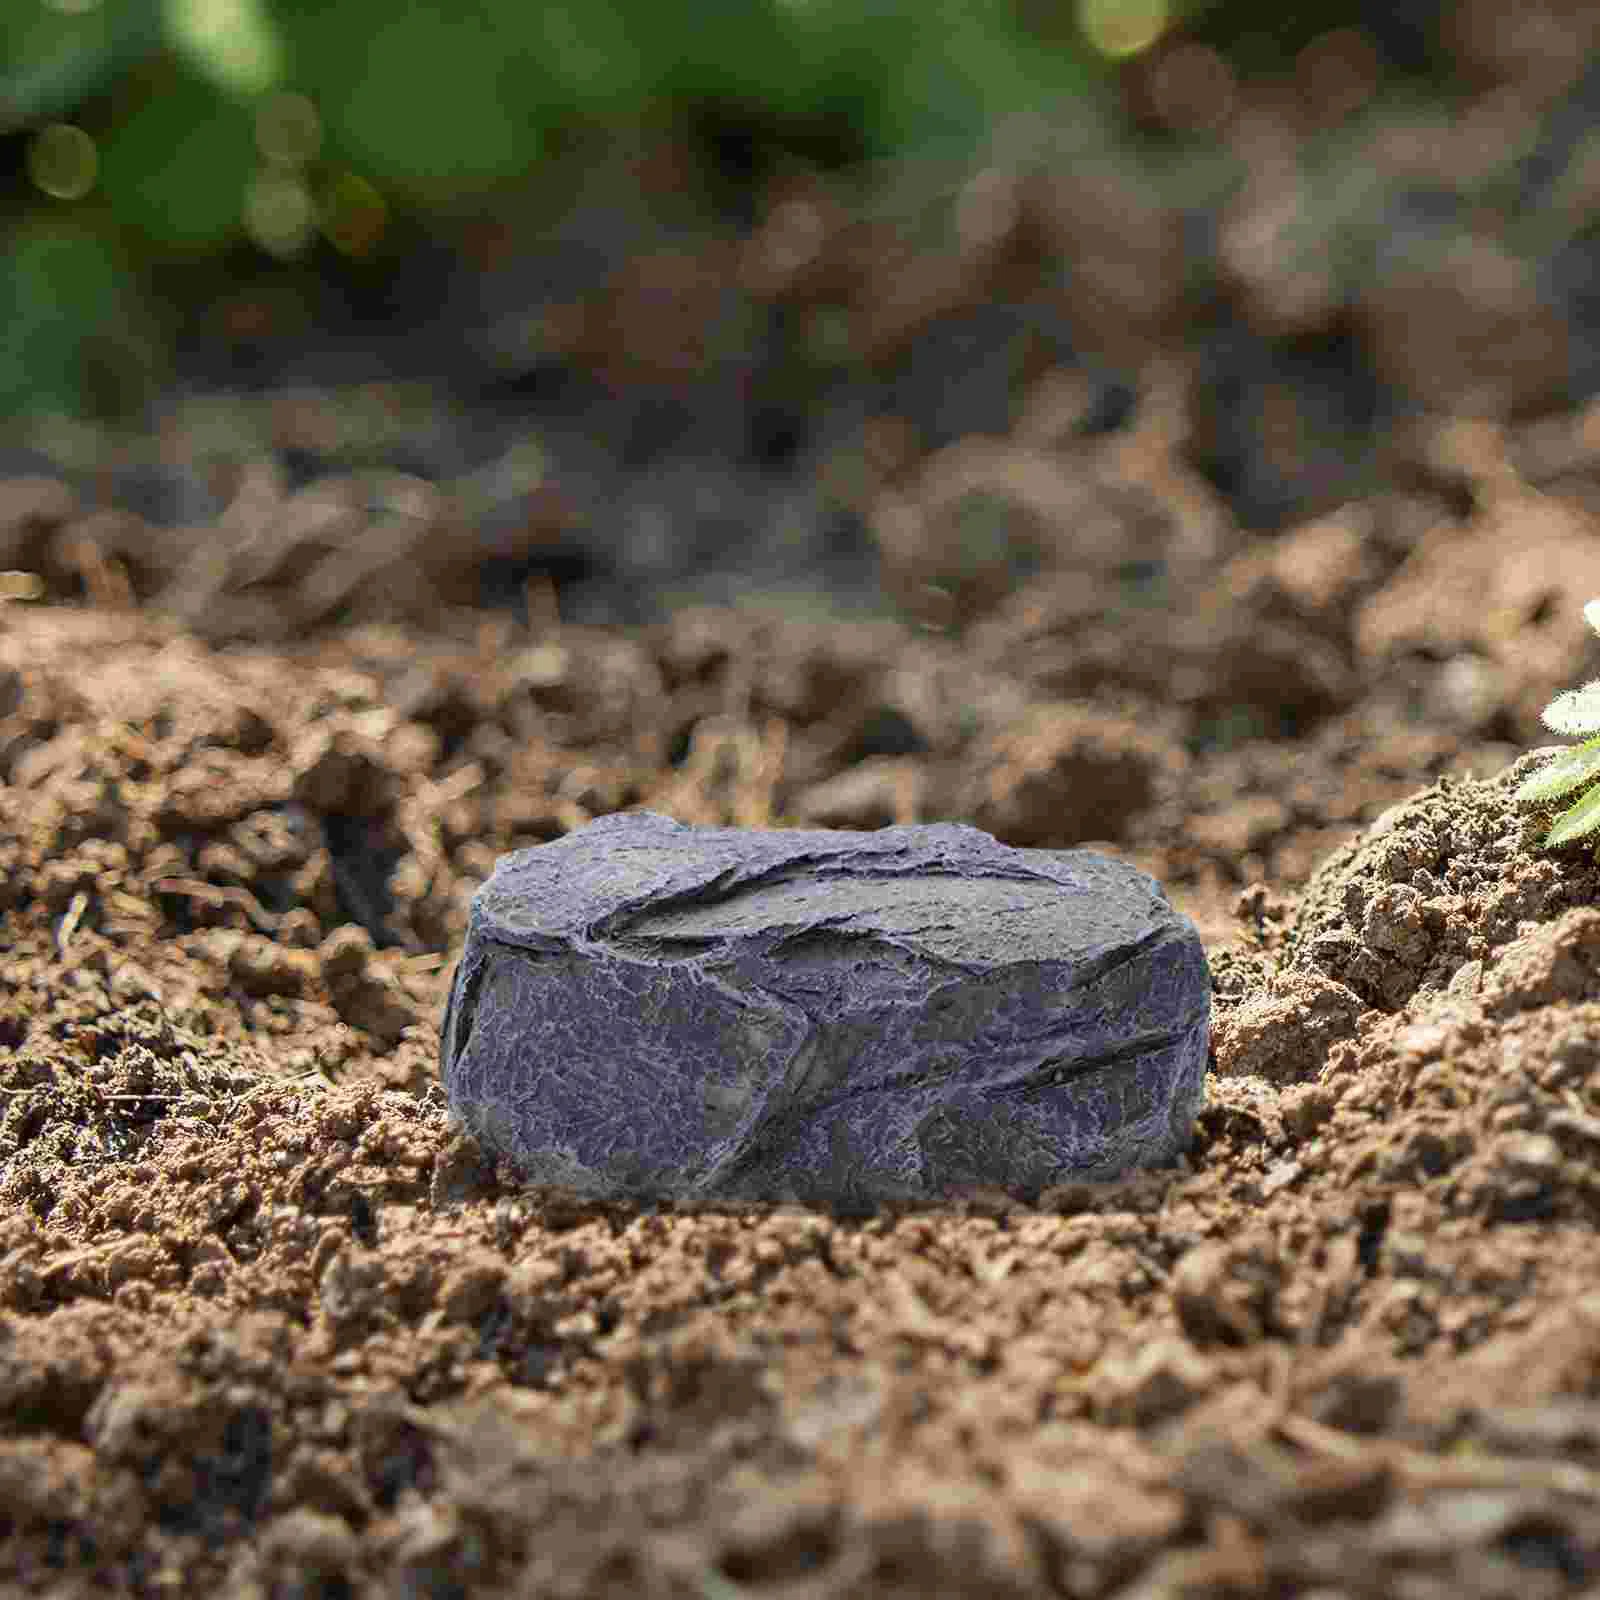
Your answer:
441,812 -> 1210,1205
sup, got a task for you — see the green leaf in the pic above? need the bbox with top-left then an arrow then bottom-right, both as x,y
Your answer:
1541,680 -> 1600,737
0,0 -> 161,125
876,0 -> 1096,157
1514,738 -> 1600,803
282,1 -> 643,189
1545,780 -> 1600,847
96,58 -> 256,249
0,222 -> 152,419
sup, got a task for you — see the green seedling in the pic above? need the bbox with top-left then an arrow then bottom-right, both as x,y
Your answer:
1515,599 -> 1600,847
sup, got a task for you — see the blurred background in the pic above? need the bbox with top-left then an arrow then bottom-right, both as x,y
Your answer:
4,0 -> 1600,633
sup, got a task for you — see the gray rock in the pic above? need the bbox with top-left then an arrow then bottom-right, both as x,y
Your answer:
440,812 -> 1210,1207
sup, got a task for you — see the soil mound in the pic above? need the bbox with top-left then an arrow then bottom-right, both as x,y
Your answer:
5,421 -> 1600,1593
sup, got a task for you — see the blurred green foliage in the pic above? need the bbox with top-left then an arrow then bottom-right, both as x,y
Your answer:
0,221 -> 142,417
0,0 -> 1136,420
95,57 -> 258,246
1,0 -> 1136,421
23,0 -> 1410,424
2,0 -> 161,127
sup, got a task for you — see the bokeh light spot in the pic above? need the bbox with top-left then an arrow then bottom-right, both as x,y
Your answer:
245,171 -> 316,257
27,124 -> 98,200
1295,29 -> 1380,125
256,92 -> 321,166
1148,41 -> 1236,133
1078,0 -> 1169,60
322,171 -> 388,258
163,0 -> 283,97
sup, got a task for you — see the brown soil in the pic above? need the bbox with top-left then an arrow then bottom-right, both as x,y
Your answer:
5,409 -> 1600,1597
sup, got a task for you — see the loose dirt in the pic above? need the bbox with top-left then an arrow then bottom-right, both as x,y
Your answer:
4,412 -> 1600,1597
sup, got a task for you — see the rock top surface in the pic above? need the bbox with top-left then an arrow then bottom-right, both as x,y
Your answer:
441,812 -> 1210,1206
